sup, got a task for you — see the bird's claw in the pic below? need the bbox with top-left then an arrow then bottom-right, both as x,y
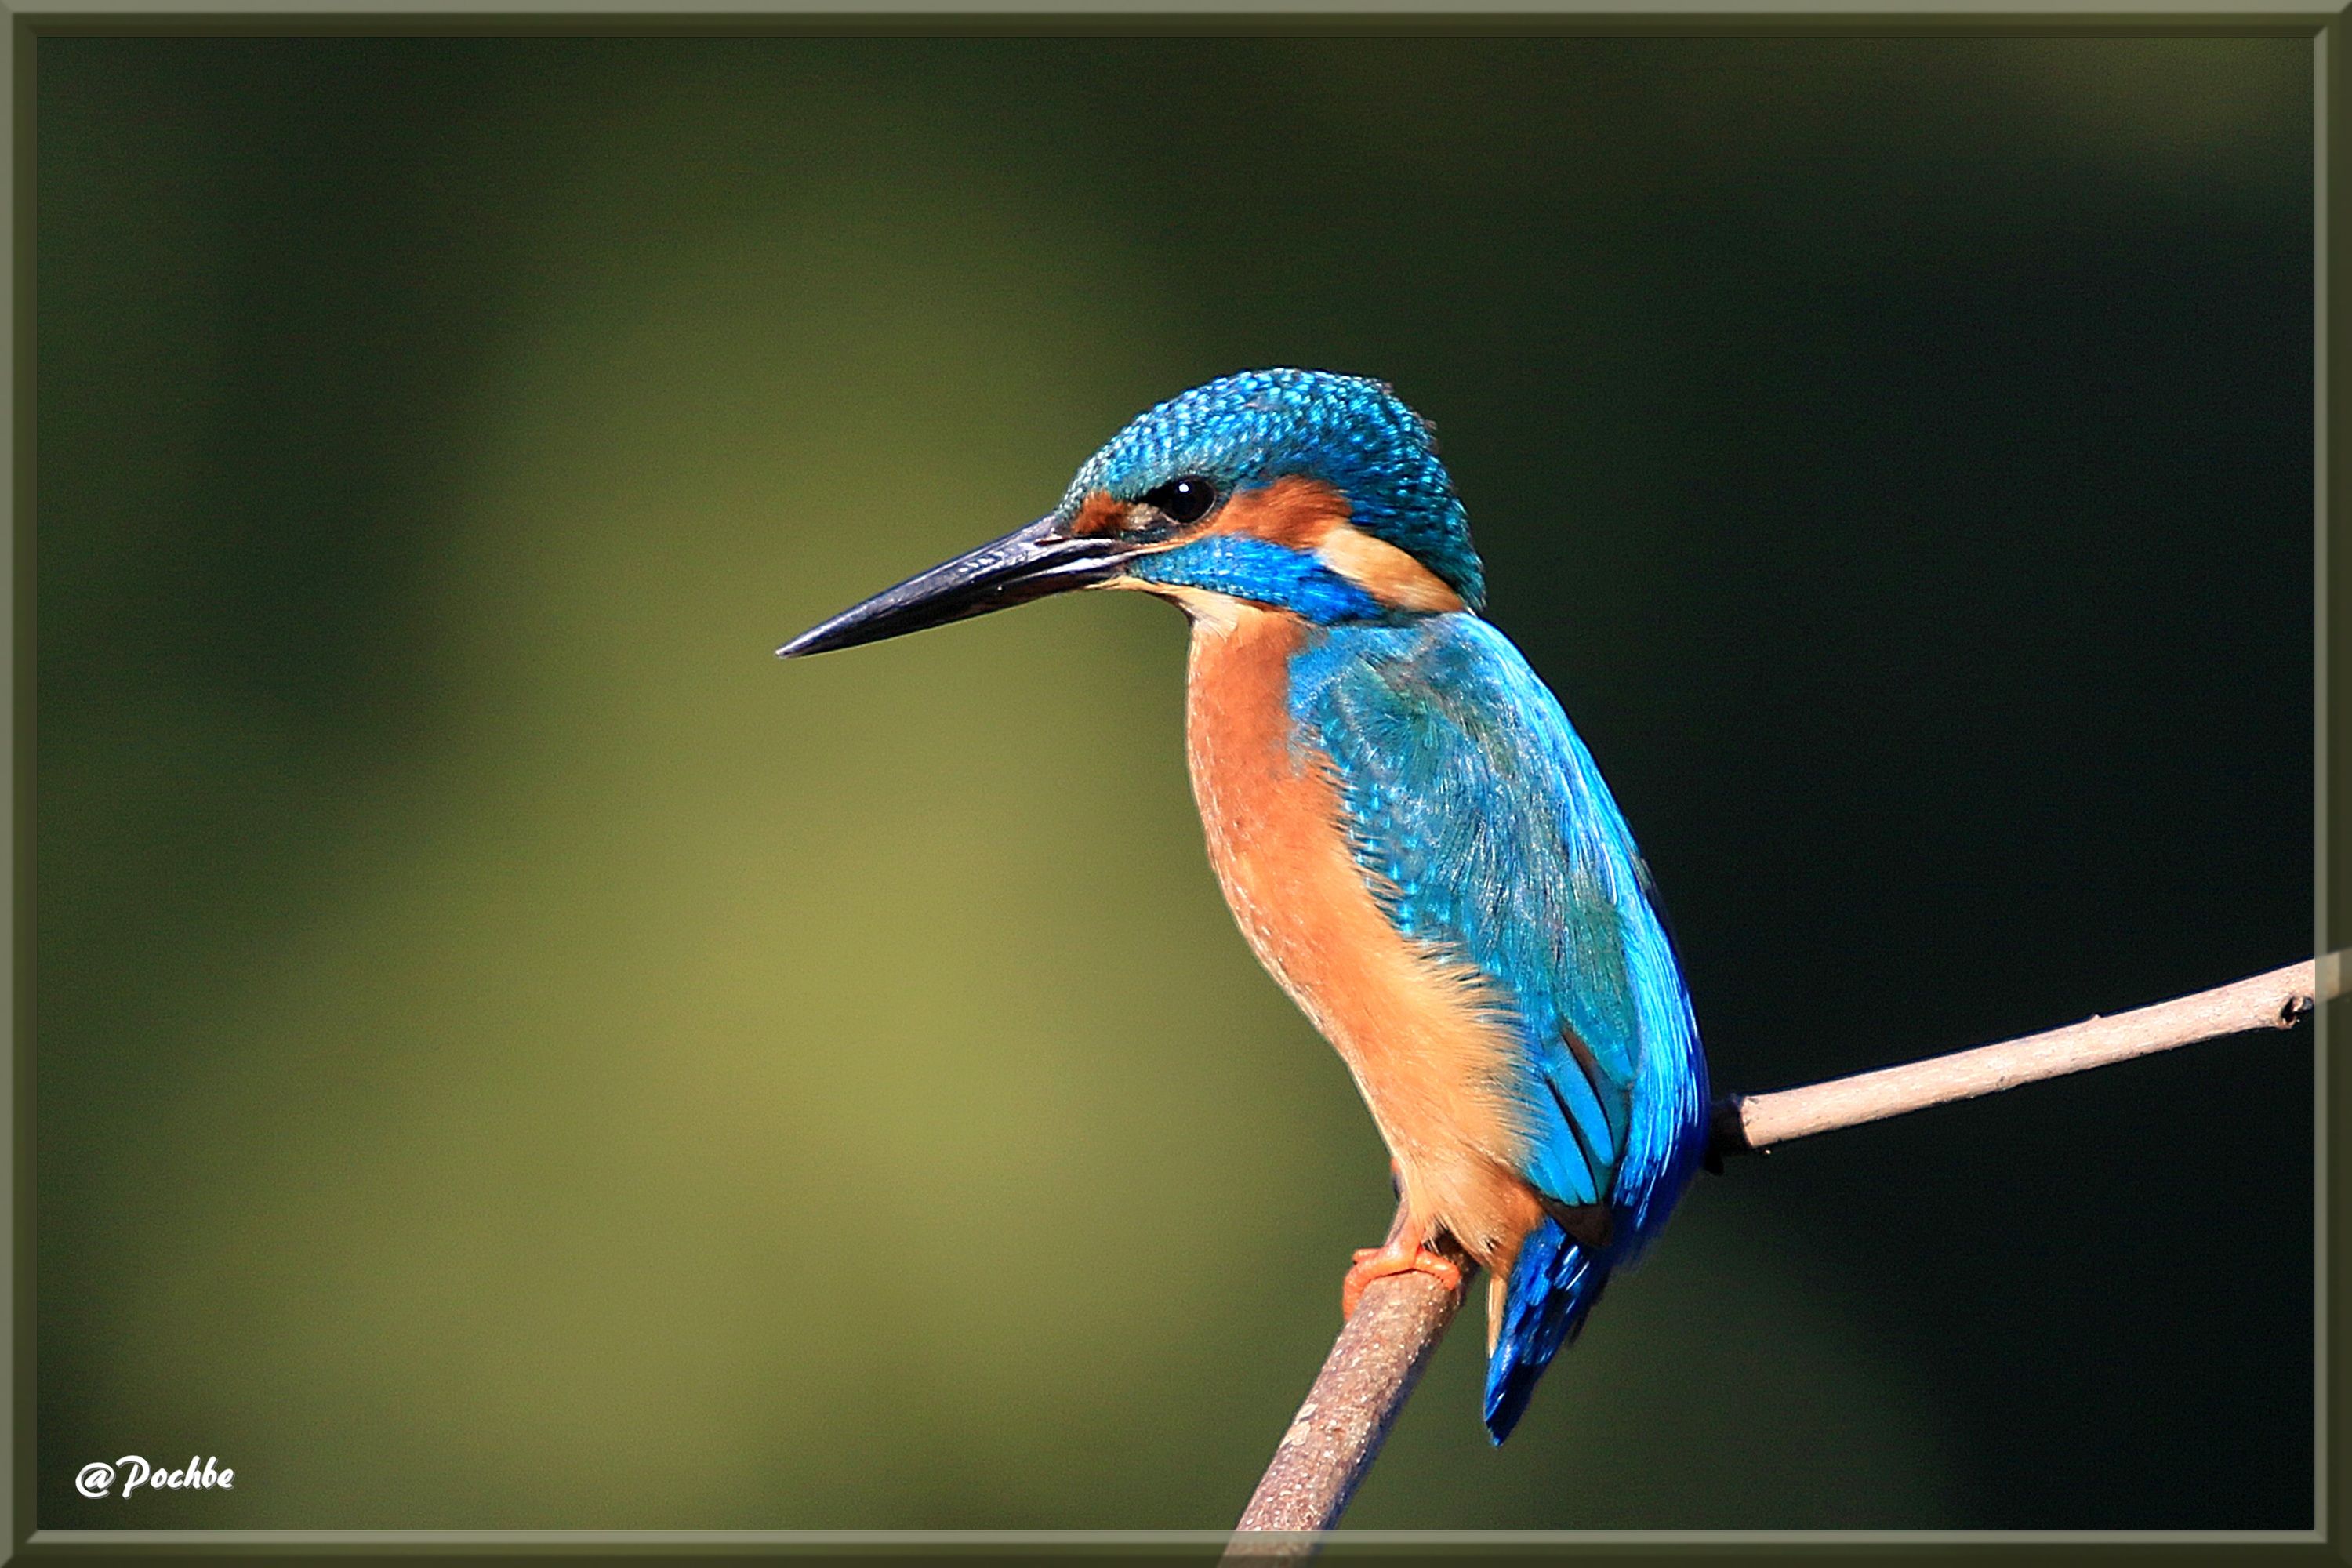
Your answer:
1341,1240 -> 1465,1317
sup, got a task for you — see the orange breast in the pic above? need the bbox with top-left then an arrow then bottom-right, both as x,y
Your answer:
1182,604 -> 1544,1273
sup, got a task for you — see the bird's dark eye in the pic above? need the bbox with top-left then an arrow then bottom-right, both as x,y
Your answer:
1142,476 -> 1218,525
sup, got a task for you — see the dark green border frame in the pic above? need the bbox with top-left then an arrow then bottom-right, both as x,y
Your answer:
3,9 -> 2336,1563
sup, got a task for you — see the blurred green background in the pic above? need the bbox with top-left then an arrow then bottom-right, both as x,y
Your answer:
36,35 -> 2310,1532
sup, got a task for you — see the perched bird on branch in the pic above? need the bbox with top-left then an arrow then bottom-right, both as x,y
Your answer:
779,369 -> 1711,1441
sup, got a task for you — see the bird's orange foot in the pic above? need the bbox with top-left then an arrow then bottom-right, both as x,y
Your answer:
1341,1240 -> 1466,1318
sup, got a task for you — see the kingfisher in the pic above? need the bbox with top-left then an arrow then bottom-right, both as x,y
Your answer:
779,369 -> 1710,1441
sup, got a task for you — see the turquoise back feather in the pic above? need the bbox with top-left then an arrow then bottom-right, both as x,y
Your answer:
1288,614 -> 1710,1440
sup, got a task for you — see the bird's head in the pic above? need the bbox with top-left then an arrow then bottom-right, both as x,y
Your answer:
777,368 -> 1486,659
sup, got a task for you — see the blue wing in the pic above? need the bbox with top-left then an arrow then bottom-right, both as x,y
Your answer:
1291,614 -> 1708,1229
1289,614 -> 1710,1439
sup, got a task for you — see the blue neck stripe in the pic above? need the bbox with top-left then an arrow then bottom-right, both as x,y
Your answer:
1130,535 -> 1392,624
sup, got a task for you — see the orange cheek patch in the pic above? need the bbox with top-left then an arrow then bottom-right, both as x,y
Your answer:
1207,474 -> 1352,550
1211,477 -> 1464,615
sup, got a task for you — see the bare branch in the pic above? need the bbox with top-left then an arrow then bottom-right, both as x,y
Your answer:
1714,956 -> 2326,1155
1222,956 -> 2330,1557
1227,1237 -> 1472,1561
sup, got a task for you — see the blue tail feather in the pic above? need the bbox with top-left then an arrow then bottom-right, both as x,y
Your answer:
1483,1218 -> 1609,1444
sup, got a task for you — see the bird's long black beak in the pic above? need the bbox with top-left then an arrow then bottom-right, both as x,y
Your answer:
776,516 -> 1138,659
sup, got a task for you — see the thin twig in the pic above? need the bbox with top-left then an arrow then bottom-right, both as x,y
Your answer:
1713,956 -> 2328,1155
1221,956 -> 2332,1558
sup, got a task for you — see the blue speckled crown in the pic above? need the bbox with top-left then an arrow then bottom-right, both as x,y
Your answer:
1065,368 -> 1486,612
